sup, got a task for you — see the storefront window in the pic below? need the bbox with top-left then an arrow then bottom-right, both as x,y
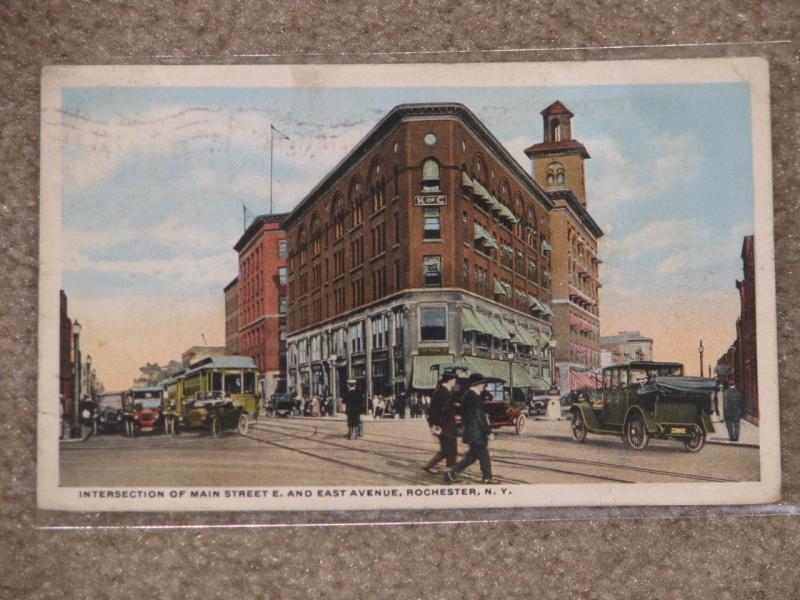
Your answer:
420,306 -> 447,341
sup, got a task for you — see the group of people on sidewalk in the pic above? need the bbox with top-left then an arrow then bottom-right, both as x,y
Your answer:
424,370 -> 499,484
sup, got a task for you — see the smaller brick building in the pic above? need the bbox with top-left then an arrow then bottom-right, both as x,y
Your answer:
224,276 -> 240,354
231,213 -> 289,397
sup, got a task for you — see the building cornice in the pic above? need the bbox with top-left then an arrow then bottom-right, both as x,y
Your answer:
548,190 -> 604,238
283,103 -> 555,230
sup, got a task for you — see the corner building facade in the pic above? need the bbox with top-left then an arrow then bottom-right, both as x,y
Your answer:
284,103 -> 559,409
525,101 -> 603,393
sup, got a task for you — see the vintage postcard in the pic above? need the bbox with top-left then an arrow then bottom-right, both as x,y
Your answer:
38,58 -> 780,511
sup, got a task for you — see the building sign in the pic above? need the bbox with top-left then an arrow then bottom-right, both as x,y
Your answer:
413,194 -> 448,206
417,346 -> 450,355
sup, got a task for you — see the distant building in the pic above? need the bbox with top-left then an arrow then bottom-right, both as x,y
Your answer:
224,277 -> 240,354
231,213 -> 289,397
181,346 -> 227,369
59,290 -> 75,415
525,101 -> 604,394
600,331 -> 654,368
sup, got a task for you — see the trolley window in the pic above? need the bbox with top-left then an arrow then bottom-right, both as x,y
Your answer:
224,373 -> 242,394
243,372 -> 255,394
211,372 -> 223,392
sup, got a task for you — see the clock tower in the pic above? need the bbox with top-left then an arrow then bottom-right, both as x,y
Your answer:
525,101 -> 602,395
525,100 -> 590,207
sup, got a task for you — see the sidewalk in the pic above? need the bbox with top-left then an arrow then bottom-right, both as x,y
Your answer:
706,417 -> 759,448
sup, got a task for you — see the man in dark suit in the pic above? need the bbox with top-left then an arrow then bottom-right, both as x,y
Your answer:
342,379 -> 363,440
723,382 -> 746,441
423,371 -> 459,473
445,373 -> 496,484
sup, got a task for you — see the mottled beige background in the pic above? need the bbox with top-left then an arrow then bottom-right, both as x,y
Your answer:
2,2 -> 799,598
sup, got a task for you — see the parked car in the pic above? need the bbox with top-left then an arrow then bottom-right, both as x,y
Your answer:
122,386 -> 164,437
527,394 -> 548,416
96,392 -> 124,434
165,392 -> 249,437
483,398 -> 528,435
78,397 -> 99,435
267,393 -> 302,417
569,361 -> 715,452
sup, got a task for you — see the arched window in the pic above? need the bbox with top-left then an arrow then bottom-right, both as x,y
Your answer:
311,214 -> 321,255
332,193 -> 344,239
349,179 -> 363,227
422,159 -> 440,192
545,162 -> 565,187
297,226 -> 307,264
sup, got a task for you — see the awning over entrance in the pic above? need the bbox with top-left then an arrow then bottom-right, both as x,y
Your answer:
460,307 -> 483,333
570,371 -> 600,391
411,354 -> 454,390
463,356 -> 549,390
512,363 -> 550,390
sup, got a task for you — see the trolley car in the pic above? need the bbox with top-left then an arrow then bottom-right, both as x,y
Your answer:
162,355 -> 259,437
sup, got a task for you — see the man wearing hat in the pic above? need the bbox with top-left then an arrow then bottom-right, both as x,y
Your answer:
445,373 -> 496,484
342,379 -> 363,440
423,371 -> 459,473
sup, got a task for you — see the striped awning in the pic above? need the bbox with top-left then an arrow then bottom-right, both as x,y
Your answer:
570,371 -> 600,391
493,278 -> 509,296
460,307 -> 483,333
512,363 -> 550,390
463,356 -> 509,383
513,324 -> 537,347
472,180 -> 499,209
461,171 -> 475,188
473,223 -> 498,248
411,354 -> 454,390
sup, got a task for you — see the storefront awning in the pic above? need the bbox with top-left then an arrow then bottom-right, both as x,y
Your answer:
460,307 -> 483,333
512,363 -> 550,390
411,354 -> 454,390
513,324 -> 537,347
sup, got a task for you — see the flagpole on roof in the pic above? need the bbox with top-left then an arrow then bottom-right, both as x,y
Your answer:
270,124 -> 290,215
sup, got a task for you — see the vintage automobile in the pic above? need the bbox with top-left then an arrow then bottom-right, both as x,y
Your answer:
429,364 -> 527,435
568,361 -> 716,452
122,387 -> 164,436
165,392 -> 249,436
96,391 -> 124,434
266,393 -> 302,417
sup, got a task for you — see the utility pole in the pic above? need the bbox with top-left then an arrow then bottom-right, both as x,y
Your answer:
269,124 -> 290,214
698,339 -> 704,378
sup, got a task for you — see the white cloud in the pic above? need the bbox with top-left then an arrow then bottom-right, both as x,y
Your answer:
584,132 -> 703,222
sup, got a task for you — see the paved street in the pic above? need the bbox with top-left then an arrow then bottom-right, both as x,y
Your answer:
60,415 -> 760,487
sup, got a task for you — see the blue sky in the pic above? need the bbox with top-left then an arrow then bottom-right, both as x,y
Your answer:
61,82 -> 754,389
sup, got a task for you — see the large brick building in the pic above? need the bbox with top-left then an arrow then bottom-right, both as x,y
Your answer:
525,101 -> 603,392
735,235 -> 758,421
715,235 -> 758,423
284,103 -> 563,407
231,213 -> 289,397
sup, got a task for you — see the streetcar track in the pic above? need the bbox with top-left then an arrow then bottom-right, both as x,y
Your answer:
249,422 -> 529,485
251,421 -> 617,485
254,418 -> 738,483
243,426 -> 431,486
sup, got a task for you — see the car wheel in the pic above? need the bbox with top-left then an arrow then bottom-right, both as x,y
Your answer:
683,424 -> 706,453
210,416 -> 221,437
625,412 -> 649,450
515,414 -> 527,435
570,411 -> 587,442
238,414 -> 250,435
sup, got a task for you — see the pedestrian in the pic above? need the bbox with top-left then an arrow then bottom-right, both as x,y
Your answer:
423,371 -> 459,473
373,395 -> 384,419
342,379 -> 363,439
395,392 -> 406,419
723,382 -> 745,441
408,394 -> 419,418
445,373 -> 496,484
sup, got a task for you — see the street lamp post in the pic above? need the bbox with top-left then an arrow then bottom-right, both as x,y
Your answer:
698,339 -> 704,378
86,354 -> 93,401
328,353 -> 338,414
70,319 -> 82,439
